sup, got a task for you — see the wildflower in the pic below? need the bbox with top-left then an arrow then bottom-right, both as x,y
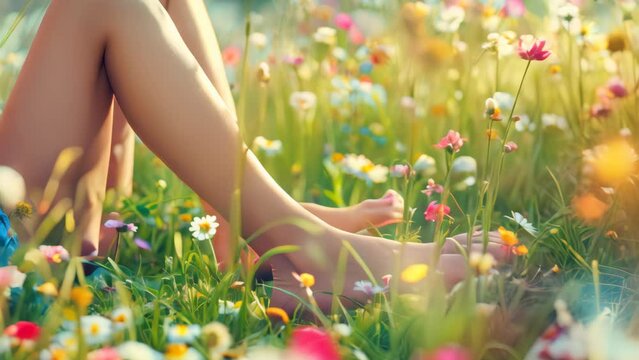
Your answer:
289,326 -> 340,360
248,32 -> 268,49
221,46 -> 241,66
607,77 -> 628,98
422,179 -> 444,197
584,140 -> 638,186
292,272 -> 315,288
482,31 -> 517,57
607,31 -> 627,52
484,98 -> 502,120
504,141 -> 518,153
390,164 -> 410,178
334,13 -> 353,30
572,193 -> 608,223
13,201 -> 32,219
289,91 -> 317,111
434,6 -> 465,33
313,27 -> 337,45
513,245 -> 528,256
257,62 -> 270,85
38,245 -> 70,264
283,54 -> 304,67
469,252 -> 495,275
188,215 -> 219,241
156,179 -> 167,190
134,237 -> 152,251
118,341 -> 163,360
202,322 -> 233,356
4,321 -> 40,343
420,345 -> 472,360
400,264 -> 429,283
424,201 -> 450,222
36,282 -> 58,297
552,264 -> 560,273
361,163 -> 388,183
498,226 -> 519,246
70,286 -> 94,309
253,136 -> 282,156
549,228 -> 559,235
486,129 -> 498,139
606,230 -> 618,240
111,307 -> 133,330
266,307 -> 290,324
179,214 -> 193,223
81,315 -> 113,346
88,347 -> 121,360
435,130 -> 465,153
333,323 -> 352,337
168,324 -> 201,344
0,166 -> 26,209
505,211 -> 537,236
0,266 -> 26,288
413,154 -> 437,177
218,300 -> 239,315
505,0 -> 525,17
353,280 -> 385,296
541,113 -> 568,130
382,274 -> 392,287
165,344 -> 203,360
518,35 -> 551,61
104,220 -> 138,233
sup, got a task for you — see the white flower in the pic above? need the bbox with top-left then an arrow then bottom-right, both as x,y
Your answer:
52,331 -> 78,353
541,113 -> 568,130
505,211 -> 538,236
434,5 -> 465,33
289,91 -> 317,111
111,307 -> 133,330
313,26 -> 337,45
450,156 -> 477,190
80,315 -> 113,346
253,136 -> 283,156
482,31 -> 517,57
248,32 -> 268,49
117,341 -> 163,360
333,323 -> 353,337
353,280 -> 385,296
0,166 -> 26,209
362,164 -> 388,184
515,114 -> 536,132
188,215 -> 219,241
413,154 -> 436,177
218,299 -> 240,315
353,348 -> 369,360
202,322 -> 233,356
167,324 -> 201,344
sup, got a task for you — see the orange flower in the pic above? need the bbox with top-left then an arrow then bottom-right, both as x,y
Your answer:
266,307 -> 290,324
572,193 -> 609,223
70,286 -> 93,309
498,226 -> 519,246
513,245 -> 528,256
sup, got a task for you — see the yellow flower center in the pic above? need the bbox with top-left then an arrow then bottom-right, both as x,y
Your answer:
199,222 -> 211,233
176,325 -> 189,336
114,313 -> 127,323
166,344 -> 188,357
90,323 -> 100,335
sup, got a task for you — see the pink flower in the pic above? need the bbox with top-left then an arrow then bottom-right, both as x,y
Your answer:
88,347 -> 122,360
607,78 -> 628,98
4,321 -> 41,342
424,201 -> 451,222
288,326 -> 341,360
0,266 -> 26,288
422,179 -> 444,197
104,220 -> 137,233
283,55 -> 304,66
504,141 -> 519,153
222,46 -> 242,66
435,130 -> 465,153
518,35 -> 551,61
382,274 -> 392,287
38,245 -> 70,264
334,13 -> 354,30
390,164 -> 411,178
349,26 -> 365,45
419,345 -> 472,360
504,0 -> 526,17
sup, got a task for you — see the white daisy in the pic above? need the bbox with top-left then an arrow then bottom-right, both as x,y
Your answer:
167,324 -> 201,344
80,315 -> 113,346
505,211 -> 538,236
111,307 -> 133,330
202,322 -> 233,356
253,136 -> 283,156
188,215 -> 219,241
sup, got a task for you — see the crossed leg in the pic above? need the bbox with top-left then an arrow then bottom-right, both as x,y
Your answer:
0,0 -> 503,313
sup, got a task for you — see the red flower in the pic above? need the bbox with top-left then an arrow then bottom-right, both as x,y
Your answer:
518,35 -> 551,61
222,46 -> 242,66
289,326 -> 341,360
435,130 -> 465,153
4,321 -> 41,341
424,201 -> 450,222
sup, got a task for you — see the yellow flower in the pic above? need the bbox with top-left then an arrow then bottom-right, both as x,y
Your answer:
513,245 -> 528,256
486,129 -> 499,140
14,201 -> 33,219
498,226 -> 519,246
165,344 -> 188,359
469,252 -> 495,275
266,307 -> 290,324
548,64 -> 561,75
586,140 -> 637,186
292,272 -> 315,288
179,214 -> 193,223
70,286 -> 94,309
36,282 -> 58,297
549,228 -> 559,235
400,264 -> 429,283
552,264 -> 560,273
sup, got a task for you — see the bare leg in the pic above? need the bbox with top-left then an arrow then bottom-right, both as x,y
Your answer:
0,0 -> 485,312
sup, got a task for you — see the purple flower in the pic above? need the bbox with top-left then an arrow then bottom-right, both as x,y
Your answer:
353,280 -> 386,296
134,238 -> 151,251
104,220 -> 137,233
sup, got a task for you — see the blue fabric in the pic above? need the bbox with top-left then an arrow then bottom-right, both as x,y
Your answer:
0,209 -> 18,266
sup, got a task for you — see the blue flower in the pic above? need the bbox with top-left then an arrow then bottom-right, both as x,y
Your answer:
0,209 -> 18,267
